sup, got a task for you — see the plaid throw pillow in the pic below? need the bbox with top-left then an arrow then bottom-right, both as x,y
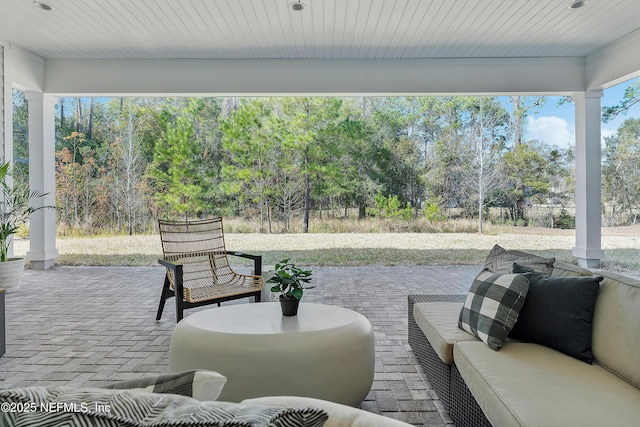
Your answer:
458,269 -> 531,350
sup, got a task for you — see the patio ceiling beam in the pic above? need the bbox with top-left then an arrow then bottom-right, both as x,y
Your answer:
4,45 -> 44,92
586,27 -> 640,91
43,57 -> 585,97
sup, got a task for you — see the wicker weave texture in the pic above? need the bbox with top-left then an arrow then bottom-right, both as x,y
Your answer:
408,296 -> 453,411
408,295 -> 466,413
159,218 -> 263,303
450,363 -> 492,427
407,294 -> 493,426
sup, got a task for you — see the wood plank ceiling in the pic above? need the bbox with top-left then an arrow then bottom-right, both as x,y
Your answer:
1,0 -> 640,60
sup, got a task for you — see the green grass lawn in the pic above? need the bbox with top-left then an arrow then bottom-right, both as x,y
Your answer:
14,225 -> 640,278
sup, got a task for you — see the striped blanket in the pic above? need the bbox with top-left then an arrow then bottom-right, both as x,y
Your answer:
0,386 -> 328,427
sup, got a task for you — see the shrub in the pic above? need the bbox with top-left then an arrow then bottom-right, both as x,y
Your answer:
423,200 -> 447,222
554,209 -> 575,229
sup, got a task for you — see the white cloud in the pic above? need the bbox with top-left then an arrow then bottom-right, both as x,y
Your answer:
601,127 -> 617,144
526,116 -> 574,148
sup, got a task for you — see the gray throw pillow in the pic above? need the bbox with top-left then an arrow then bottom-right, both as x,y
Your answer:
510,263 -> 602,363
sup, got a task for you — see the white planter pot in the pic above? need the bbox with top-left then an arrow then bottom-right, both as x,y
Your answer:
0,258 -> 25,293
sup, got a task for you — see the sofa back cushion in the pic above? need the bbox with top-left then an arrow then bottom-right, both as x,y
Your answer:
485,244 -> 555,275
591,270 -> 640,389
551,261 -> 593,277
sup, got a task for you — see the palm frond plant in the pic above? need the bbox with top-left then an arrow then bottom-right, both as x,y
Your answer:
0,160 -> 52,262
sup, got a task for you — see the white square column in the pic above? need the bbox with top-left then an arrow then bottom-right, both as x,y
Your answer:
572,91 -> 605,268
24,91 -> 58,269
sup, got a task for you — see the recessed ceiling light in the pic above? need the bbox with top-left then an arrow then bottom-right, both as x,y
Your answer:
32,1 -> 53,11
568,0 -> 588,9
290,1 -> 305,11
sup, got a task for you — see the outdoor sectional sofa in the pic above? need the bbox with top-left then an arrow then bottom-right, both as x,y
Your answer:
409,246 -> 640,427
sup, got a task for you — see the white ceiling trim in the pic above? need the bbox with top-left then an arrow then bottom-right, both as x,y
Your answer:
43,57 -> 585,97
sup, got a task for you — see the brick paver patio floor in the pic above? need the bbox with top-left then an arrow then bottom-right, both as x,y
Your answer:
0,264 -> 480,426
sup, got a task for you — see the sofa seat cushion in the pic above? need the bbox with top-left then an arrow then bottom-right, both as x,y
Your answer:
413,302 -> 477,364
454,341 -> 640,427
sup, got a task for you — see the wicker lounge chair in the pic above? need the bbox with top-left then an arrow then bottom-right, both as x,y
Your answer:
157,218 -> 263,322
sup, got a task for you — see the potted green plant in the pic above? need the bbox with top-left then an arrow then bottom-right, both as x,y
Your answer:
0,160 -> 51,292
267,258 -> 313,316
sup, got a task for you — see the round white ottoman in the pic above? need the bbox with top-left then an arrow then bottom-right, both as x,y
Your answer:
169,303 -> 375,406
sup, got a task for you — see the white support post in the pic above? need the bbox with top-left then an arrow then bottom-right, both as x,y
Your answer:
1,45 -> 4,163
24,91 -> 58,269
572,91 -> 605,268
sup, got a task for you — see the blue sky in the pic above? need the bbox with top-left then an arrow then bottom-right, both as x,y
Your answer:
519,78 -> 639,148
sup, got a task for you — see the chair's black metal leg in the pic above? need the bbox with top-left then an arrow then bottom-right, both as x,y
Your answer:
253,256 -> 262,304
156,275 -> 172,321
175,297 -> 184,322
174,265 -> 185,322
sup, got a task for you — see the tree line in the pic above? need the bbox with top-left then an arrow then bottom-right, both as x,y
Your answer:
11,92 -> 640,235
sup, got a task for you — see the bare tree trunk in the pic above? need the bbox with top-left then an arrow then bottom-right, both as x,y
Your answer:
626,193 -> 634,224
302,102 -> 311,233
259,179 -> 265,234
75,97 -> 84,134
60,98 -> 65,128
510,96 -> 523,146
358,201 -> 366,220
303,171 -> 310,233
87,97 -> 94,140
115,103 -> 143,235
611,200 -> 616,227
510,96 -> 544,147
